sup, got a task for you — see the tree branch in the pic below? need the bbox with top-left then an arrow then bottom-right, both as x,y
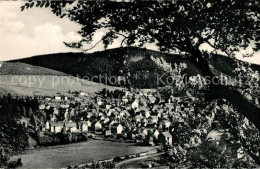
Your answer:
82,39 -> 103,52
120,37 -> 127,47
113,32 -> 128,47
82,31 -> 129,52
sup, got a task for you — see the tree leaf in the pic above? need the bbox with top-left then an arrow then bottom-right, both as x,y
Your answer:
30,2 -> 34,8
36,1 -> 41,7
45,1 -> 50,8
60,14 -> 67,18
40,1 -> 45,8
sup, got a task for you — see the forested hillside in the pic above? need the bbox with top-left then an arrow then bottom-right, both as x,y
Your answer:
10,47 -> 260,88
10,47 -> 200,88
0,94 -> 39,167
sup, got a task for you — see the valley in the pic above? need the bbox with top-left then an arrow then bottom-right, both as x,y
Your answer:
1,47 -> 260,168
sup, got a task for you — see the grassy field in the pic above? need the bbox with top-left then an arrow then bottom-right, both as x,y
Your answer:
0,75 -> 121,96
0,62 -> 66,76
11,140 -> 157,169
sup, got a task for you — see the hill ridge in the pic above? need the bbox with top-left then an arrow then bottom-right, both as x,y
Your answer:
8,47 -> 260,87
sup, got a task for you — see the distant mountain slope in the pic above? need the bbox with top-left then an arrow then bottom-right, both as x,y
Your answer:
0,62 -> 66,76
10,47 -> 200,76
9,47 -> 260,87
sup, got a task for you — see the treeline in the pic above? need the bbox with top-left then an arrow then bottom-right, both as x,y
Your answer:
0,94 -> 39,167
100,89 -> 126,99
35,131 -> 88,147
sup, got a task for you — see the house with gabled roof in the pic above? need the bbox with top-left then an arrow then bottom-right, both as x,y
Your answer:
165,103 -> 174,108
93,121 -> 102,132
64,110 -> 69,119
111,123 -> 123,134
60,104 -> 69,109
96,98 -> 103,106
178,117 -> 185,123
105,120 -> 115,129
53,107 -> 59,115
122,97 -> 128,104
158,132 -> 172,145
47,121 -> 64,133
54,93 -> 62,101
118,110 -> 126,118
112,111 -> 119,118
162,113 -> 169,119
139,108 -> 150,118
157,108 -> 164,114
145,123 -> 157,133
153,130 -> 160,139
142,117 -> 148,123
148,96 -> 156,104
105,104 -> 112,110
104,121 -> 111,130
104,130 -> 112,137
79,91 -> 88,96
99,115 -> 106,121
106,109 -> 113,117
148,116 -> 159,124
45,105 -> 51,110
103,117 -> 110,124
115,107 -> 121,112
162,120 -> 171,128
125,105 -> 132,110
135,115 -> 143,122
190,107 -> 195,112
49,114 -> 57,122
80,121 -> 88,132
152,105 -> 159,111
131,100 -> 139,109
114,99 -> 120,107
175,105 -> 182,113
39,104 -> 46,110
86,120 -> 92,128
64,121 -> 78,133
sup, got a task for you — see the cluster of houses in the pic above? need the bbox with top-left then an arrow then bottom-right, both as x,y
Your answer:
21,87 -> 257,163
34,88 -> 202,146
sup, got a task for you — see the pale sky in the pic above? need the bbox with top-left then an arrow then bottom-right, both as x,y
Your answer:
0,1 -> 259,64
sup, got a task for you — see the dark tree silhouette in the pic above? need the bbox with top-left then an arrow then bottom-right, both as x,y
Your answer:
22,0 -> 260,77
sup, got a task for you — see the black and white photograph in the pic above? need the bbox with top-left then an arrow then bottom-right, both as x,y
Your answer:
0,0 -> 260,168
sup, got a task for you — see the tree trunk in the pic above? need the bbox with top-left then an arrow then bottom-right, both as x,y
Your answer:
206,85 -> 260,130
189,49 -> 260,131
189,49 -> 214,78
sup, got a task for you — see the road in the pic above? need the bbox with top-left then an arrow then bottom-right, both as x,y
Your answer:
115,152 -> 166,169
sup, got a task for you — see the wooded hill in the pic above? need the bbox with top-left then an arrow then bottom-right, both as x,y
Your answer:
9,47 -> 260,87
